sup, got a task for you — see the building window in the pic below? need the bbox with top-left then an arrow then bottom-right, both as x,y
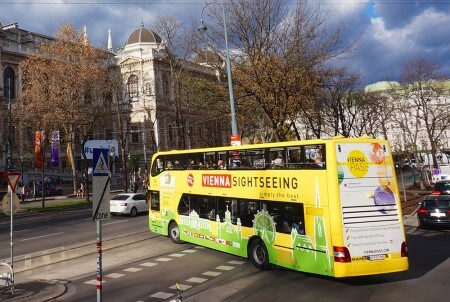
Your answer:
3,67 -> 15,99
127,74 -> 139,98
145,83 -> 152,96
131,126 -> 139,143
162,73 -> 170,103
105,129 -> 113,140
169,125 -> 173,141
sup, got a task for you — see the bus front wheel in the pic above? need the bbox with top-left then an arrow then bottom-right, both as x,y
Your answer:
169,222 -> 182,244
249,239 -> 270,270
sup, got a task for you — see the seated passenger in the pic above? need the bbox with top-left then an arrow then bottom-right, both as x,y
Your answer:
273,155 -> 283,168
166,161 -> 173,169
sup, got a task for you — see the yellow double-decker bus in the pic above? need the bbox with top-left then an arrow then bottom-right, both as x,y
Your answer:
147,136 -> 408,277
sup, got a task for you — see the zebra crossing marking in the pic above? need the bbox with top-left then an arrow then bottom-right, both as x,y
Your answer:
123,267 -> 143,272
169,283 -> 192,290
150,292 -> 174,299
186,277 -> 208,283
202,271 -> 222,277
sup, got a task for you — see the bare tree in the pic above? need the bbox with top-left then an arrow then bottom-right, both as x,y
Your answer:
16,24 -> 114,199
194,0 -> 354,142
153,15 -> 230,148
400,58 -> 450,170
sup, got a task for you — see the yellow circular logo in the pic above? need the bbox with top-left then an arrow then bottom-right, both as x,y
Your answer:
347,150 -> 369,178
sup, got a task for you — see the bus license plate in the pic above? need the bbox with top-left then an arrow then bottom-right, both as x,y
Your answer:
368,254 -> 385,261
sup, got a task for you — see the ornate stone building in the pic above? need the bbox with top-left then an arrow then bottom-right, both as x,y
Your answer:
0,22 -> 55,171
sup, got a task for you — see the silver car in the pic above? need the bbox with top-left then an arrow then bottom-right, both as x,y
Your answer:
110,193 -> 148,217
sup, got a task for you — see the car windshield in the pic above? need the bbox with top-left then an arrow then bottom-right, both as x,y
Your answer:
111,195 -> 130,201
423,199 -> 450,209
435,182 -> 450,191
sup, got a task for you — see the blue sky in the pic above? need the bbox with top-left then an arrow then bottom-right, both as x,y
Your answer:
1,0 -> 449,86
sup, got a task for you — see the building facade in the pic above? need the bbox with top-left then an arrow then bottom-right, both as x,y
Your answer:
0,21 -> 229,184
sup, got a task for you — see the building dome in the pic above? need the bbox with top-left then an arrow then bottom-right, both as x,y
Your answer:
126,24 -> 162,46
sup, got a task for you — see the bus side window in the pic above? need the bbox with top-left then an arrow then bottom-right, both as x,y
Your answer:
238,200 -> 259,227
218,199 -> 237,224
178,194 -> 190,215
286,147 -> 301,169
151,158 -> 164,176
303,144 -> 326,169
149,190 -> 160,211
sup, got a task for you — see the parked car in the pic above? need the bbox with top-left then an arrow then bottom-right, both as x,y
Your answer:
431,179 -> 450,195
110,193 -> 148,217
34,183 -> 63,196
417,195 -> 450,228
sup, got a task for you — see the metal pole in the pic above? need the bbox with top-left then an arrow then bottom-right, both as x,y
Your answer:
199,1 -> 239,138
222,8 -> 238,137
7,78 -> 12,170
142,120 -> 147,175
96,220 -> 102,302
9,185 -> 14,293
21,159 -> 24,203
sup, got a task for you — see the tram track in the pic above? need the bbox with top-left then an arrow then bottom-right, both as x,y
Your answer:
1,230 -> 161,276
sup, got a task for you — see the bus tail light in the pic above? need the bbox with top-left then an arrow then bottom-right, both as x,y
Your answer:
401,241 -> 408,257
333,246 -> 351,263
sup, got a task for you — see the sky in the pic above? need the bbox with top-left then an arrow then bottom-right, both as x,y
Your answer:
1,0 -> 449,87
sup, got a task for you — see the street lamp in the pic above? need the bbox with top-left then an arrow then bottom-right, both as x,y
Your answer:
199,1 -> 240,145
3,75 -> 13,170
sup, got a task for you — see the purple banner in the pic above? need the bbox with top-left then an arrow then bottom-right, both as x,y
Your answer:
51,130 -> 60,167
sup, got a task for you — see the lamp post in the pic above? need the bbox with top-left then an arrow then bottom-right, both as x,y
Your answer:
198,1 -> 240,145
5,76 -> 13,170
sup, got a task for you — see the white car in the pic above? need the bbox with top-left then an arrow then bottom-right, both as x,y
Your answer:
110,193 -> 148,217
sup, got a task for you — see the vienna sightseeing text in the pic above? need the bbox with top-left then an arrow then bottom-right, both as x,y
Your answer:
202,174 -> 298,189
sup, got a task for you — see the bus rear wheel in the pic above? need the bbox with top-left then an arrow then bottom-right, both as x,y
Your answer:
249,239 -> 270,270
169,222 -> 182,244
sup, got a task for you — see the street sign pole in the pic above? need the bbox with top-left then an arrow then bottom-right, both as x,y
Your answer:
92,148 -> 110,302
3,172 -> 20,295
96,220 -> 102,302
9,184 -> 14,294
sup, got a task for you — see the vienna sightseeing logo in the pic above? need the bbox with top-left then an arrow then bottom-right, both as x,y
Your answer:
347,150 -> 369,178
187,173 -> 194,187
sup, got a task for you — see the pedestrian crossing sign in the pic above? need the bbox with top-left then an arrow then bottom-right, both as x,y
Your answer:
93,148 -> 109,176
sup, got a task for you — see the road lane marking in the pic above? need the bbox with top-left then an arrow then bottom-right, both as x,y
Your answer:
103,220 -> 128,226
123,267 -> 142,272
186,277 -> 208,283
150,292 -> 174,299
181,249 -> 198,253
140,262 -> 158,267
170,284 -> 192,290
228,260 -> 245,265
202,271 -> 222,277
155,257 -> 172,262
216,265 -> 235,271
169,253 -> 186,257
84,279 -> 106,285
105,273 -> 125,278
21,232 -> 64,242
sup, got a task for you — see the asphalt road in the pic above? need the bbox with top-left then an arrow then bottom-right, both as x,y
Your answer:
0,206 -> 149,261
2,220 -> 447,302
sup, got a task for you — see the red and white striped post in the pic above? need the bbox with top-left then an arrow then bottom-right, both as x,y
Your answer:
96,221 -> 102,301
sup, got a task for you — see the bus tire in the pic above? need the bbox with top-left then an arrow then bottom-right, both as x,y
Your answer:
169,222 -> 182,244
249,239 -> 270,270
